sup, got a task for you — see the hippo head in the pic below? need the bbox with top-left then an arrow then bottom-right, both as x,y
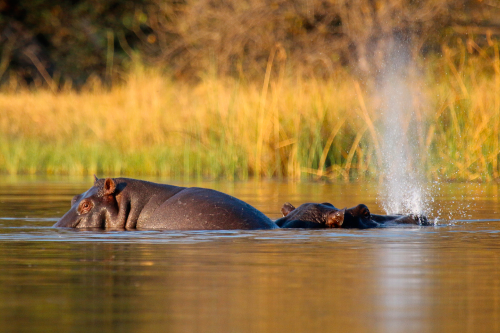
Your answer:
276,202 -> 380,229
54,176 -> 120,229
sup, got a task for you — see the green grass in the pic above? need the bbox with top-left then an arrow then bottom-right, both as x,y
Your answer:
1,42 -> 500,181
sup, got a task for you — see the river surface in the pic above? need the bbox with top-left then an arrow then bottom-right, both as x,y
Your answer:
1,176 -> 500,333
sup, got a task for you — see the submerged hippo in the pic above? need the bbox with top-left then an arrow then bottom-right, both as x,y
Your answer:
55,177 -> 278,230
275,202 -> 430,229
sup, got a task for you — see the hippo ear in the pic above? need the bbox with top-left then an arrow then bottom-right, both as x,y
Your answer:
281,202 -> 295,217
357,204 -> 371,219
103,178 -> 116,196
326,208 -> 345,228
94,174 -> 99,184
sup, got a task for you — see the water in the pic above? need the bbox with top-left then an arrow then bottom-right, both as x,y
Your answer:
1,176 -> 500,333
378,37 -> 429,216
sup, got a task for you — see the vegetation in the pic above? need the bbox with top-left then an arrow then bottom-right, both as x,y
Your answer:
0,0 -> 493,84
1,38 -> 500,181
1,1 -> 500,181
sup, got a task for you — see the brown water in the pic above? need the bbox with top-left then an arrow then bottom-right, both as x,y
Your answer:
1,176 -> 500,333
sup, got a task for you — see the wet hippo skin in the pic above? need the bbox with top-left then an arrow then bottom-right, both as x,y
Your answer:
54,177 -> 278,230
275,202 -> 430,229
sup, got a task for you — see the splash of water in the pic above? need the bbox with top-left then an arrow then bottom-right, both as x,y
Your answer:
375,39 -> 477,223
378,39 -> 429,216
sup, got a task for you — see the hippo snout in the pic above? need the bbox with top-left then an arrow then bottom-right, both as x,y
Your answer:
54,209 -> 80,228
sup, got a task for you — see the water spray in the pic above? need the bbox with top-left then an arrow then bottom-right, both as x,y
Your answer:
377,38 -> 429,216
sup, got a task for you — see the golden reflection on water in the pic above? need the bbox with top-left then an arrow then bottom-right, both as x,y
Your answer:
1,177 -> 500,332
2,234 -> 500,333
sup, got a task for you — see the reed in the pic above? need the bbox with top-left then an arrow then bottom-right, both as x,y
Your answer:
1,42 -> 500,181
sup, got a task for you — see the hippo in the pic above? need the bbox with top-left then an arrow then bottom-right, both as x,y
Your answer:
54,176 -> 278,230
275,202 -> 430,229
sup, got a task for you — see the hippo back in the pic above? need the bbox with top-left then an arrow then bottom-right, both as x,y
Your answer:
137,187 -> 276,230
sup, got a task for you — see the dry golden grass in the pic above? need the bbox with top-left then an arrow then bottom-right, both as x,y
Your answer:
1,41 -> 500,181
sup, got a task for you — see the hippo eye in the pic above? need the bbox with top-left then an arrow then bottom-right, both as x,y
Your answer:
78,200 -> 94,215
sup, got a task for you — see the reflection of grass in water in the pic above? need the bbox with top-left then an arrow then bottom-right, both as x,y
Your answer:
1,42 -> 500,181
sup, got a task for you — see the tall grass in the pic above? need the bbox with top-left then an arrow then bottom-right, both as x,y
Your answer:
1,41 -> 500,181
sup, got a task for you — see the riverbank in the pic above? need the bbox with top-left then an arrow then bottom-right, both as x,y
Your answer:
1,42 -> 499,181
